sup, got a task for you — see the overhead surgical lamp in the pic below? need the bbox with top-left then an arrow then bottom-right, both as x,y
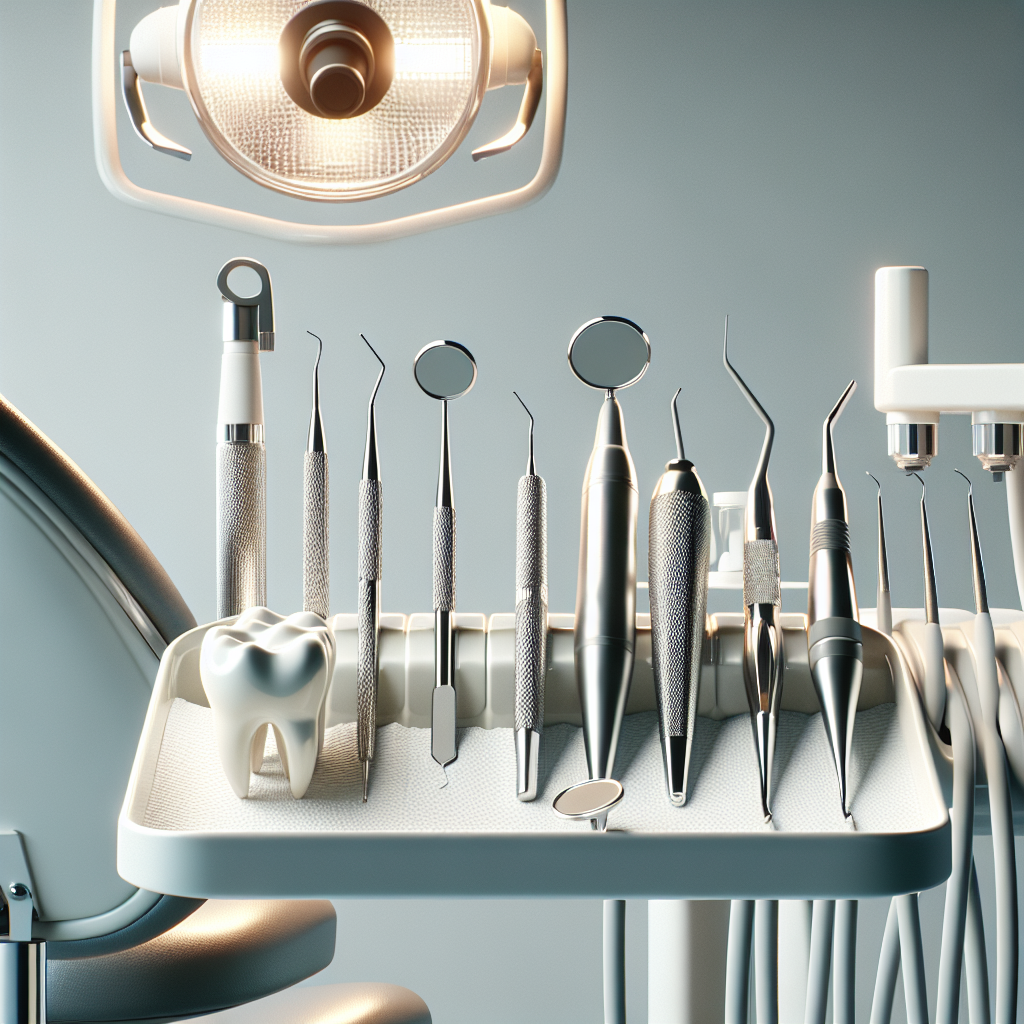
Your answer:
92,0 -> 567,243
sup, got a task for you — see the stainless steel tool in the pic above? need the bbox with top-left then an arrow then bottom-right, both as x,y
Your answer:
807,380 -> 861,818
413,340 -> 478,768
357,335 -> 385,801
910,472 -> 946,731
722,318 -> 783,822
866,473 -> 892,637
512,392 -> 547,801
215,258 -> 275,619
648,387 -> 711,806
302,331 -> 329,620
553,315 -> 649,830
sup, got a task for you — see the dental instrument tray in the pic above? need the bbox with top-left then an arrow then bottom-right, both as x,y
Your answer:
118,614 -> 949,901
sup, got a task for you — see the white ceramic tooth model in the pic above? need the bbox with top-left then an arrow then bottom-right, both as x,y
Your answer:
200,608 -> 336,799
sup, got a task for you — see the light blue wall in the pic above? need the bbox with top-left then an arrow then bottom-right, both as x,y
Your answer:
2,2 -> 1022,1020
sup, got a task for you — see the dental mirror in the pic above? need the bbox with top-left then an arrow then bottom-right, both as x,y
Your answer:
414,340 -> 477,401
568,316 -> 650,392
553,778 -> 624,832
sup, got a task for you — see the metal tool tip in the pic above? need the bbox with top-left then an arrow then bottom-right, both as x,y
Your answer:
866,470 -> 881,490
362,762 -> 369,803
954,467 -> 973,494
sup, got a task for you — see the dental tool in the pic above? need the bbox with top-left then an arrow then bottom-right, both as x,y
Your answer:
357,335 -> 385,801
866,473 -> 891,636
648,388 -> 711,806
909,473 -> 946,731
955,468 -> 1018,1024
302,332 -> 329,620
215,258 -> 274,619
413,340 -> 478,768
723,318 -> 783,822
807,380 -> 861,818
553,316 -> 649,829
512,392 -> 547,802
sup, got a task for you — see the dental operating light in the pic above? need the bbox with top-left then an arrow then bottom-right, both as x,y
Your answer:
92,0 -> 567,243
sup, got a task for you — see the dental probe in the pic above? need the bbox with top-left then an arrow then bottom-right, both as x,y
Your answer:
955,469 -> 1018,1024
723,318 -> 783,822
865,473 -> 891,636
215,259 -> 274,619
357,335 -> 385,801
302,332 -> 329,620
648,387 -> 711,805
807,380 -> 860,818
512,392 -> 547,802
909,473 -> 946,730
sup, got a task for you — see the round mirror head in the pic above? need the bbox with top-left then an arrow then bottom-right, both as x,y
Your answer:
552,778 -> 624,819
413,340 -> 477,401
568,316 -> 650,391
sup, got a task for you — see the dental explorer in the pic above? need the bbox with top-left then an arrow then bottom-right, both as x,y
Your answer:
302,332 -> 329,620
413,341 -> 478,768
512,392 -> 547,801
866,473 -> 891,636
723,317 -> 783,822
955,468 -> 1018,1024
357,335 -> 385,801
215,259 -> 274,619
807,380 -> 861,818
648,387 -> 711,806
909,472 -> 946,731
553,316 -> 649,830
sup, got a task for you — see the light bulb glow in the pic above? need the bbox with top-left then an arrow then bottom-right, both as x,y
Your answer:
184,0 -> 488,202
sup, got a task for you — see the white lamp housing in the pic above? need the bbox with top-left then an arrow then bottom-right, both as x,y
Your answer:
93,0 -> 567,243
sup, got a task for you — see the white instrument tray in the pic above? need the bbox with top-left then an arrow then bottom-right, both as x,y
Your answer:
118,614 -> 948,900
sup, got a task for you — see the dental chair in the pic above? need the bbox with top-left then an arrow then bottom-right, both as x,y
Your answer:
0,394 -> 430,1023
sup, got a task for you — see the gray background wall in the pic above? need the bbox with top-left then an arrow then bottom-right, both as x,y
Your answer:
2,1 -> 1023,1020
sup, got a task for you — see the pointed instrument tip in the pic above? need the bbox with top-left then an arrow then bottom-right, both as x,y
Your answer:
954,467 -> 973,495
362,762 -> 369,803
307,330 -> 323,367
670,387 -> 684,462
866,470 -> 881,492
513,391 -> 536,475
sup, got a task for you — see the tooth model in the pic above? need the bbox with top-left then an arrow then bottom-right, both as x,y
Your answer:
200,607 -> 336,799
807,381 -> 861,818
648,388 -> 711,806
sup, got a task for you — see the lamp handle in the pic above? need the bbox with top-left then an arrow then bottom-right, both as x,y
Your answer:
472,49 -> 543,162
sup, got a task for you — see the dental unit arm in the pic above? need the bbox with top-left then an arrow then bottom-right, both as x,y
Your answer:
874,265 -> 1024,603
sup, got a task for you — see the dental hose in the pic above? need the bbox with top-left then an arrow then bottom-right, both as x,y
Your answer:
804,899 -> 834,1024
725,900 -> 754,1024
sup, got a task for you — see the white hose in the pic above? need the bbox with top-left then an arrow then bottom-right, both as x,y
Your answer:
754,900 -> 778,1024
603,899 -> 626,1024
804,900 -> 834,1024
725,900 -> 754,1024
936,672 -> 977,1024
869,900 -> 900,1024
833,900 -> 858,1024
966,861 -> 992,1024
896,893 -> 928,1024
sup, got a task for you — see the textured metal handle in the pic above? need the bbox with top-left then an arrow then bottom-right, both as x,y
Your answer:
515,475 -> 547,733
357,479 -> 382,764
216,441 -> 266,619
433,507 -> 456,612
648,490 -> 710,737
302,450 -> 329,619
743,539 -> 781,608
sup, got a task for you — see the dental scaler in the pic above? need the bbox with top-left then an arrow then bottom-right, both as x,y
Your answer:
215,259 -> 274,619
648,388 -> 711,806
512,393 -> 548,801
357,335 -> 385,801
552,316 -> 650,830
866,474 -> 892,637
806,380 -> 861,818
910,473 -> 946,731
302,332 -> 329,620
723,319 -> 783,822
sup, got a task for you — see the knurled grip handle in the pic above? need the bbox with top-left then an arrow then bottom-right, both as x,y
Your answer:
515,474 -> 547,592
433,506 -> 456,612
356,576 -> 378,762
743,539 -> 781,608
216,441 -> 266,619
302,451 -> 329,619
648,490 -> 710,736
515,474 -> 548,733
358,479 -> 382,582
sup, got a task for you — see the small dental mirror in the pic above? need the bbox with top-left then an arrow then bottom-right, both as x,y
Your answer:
568,316 -> 650,392
552,778 -> 624,832
414,340 -> 477,401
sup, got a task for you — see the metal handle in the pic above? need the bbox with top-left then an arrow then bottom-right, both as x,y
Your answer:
216,441 -> 266,618
357,478 -> 382,765
433,506 -> 456,613
472,48 -> 544,161
302,450 -> 329,619
514,474 -> 547,734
